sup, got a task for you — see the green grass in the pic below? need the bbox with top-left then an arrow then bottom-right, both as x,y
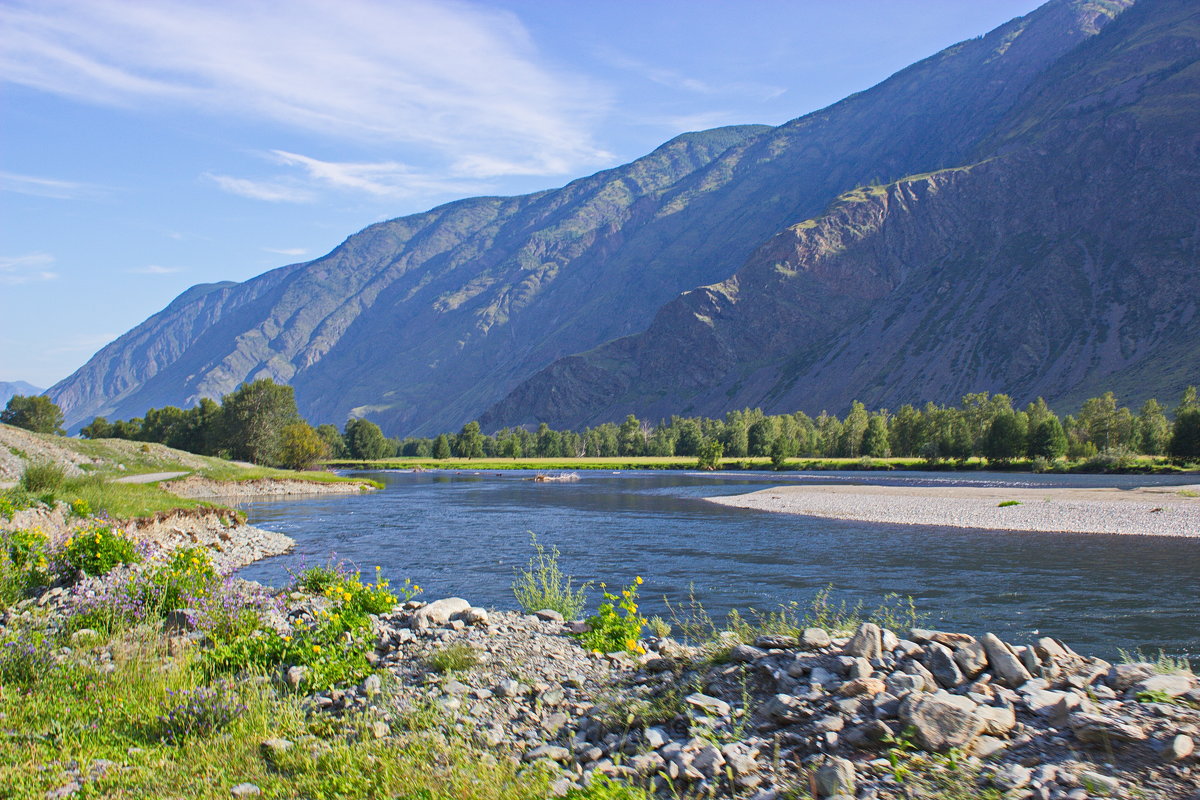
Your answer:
189,463 -> 382,489
0,625 -> 591,800
58,475 -> 210,519
997,500 -> 1021,507
511,534 -> 589,619
425,643 -> 480,674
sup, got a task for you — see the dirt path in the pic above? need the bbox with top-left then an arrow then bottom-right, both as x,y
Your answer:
111,471 -> 191,484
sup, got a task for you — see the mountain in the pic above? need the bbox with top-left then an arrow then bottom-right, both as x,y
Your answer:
485,0 -> 1200,429
0,381 -> 43,407
53,0 -> 1184,436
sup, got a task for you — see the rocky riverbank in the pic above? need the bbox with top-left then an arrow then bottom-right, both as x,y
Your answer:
706,484 -> 1200,537
12,578 -> 1198,799
0,504 -> 292,572
165,475 -> 377,499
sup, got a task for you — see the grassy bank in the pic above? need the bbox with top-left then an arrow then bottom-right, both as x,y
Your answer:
327,454 -> 1194,474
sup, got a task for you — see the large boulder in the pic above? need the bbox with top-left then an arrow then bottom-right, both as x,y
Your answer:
412,597 -> 471,627
900,691 -> 986,752
980,633 -> 1032,688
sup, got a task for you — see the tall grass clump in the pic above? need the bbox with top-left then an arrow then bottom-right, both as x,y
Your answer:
511,533 -> 589,620
19,459 -> 65,494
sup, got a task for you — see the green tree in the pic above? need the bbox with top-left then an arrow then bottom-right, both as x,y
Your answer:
617,414 -> 645,456
80,416 -> 114,439
1,394 -> 65,434
1169,407 -> 1200,462
747,417 -> 778,457
454,421 -> 485,459
432,433 -> 452,459
278,422 -> 329,469
696,439 -> 723,470
983,413 -> 1026,464
345,418 -> 391,460
862,415 -> 891,458
1027,417 -> 1068,460
1135,399 -> 1170,455
838,401 -> 869,457
1078,392 -> 1134,452
219,379 -> 301,464
674,418 -> 703,457
316,423 -> 348,458
888,404 -> 924,457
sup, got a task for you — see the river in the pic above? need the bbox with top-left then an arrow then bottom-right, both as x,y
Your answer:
236,469 -> 1200,662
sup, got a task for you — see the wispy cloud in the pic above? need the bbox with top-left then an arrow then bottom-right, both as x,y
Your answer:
598,48 -> 786,102
203,173 -> 316,204
0,253 -> 58,285
262,247 -> 308,257
128,264 -> 182,275
0,170 -> 103,199
1,0 -> 613,184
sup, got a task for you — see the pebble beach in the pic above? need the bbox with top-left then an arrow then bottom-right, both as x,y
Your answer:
705,483 -> 1200,537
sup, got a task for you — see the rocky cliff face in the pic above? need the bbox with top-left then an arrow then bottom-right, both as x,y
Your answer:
52,0 -> 1167,434
484,0 -> 1200,429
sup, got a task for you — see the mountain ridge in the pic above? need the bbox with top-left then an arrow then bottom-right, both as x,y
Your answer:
49,0 -> 1181,436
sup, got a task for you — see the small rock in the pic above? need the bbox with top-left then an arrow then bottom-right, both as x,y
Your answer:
462,607 -> 489,625
412,598 -> 471,627
259,738 -> 293,761
925,642 -> 965,688
1106,662 -> 1156,691
46,783 -> 80,800
691,745 -> 726,777
1068,712 -> 1147,744
285,665 -> 306,689
814,757 -> 855,798
523,744 -> 570,762
685,692 -> 731,717
1079,771 -> 1120,796
953,640 -> 989,678
801,628 -> 832,649
730,644 -> 767,663
976,704 -> 1016,735
1132,673 -> 1195,698
844,623 -> 882,660
230,784 -> 262,798
1160,733 -> 1195,761
370,720 -> 389,739
495,678 -> 520,697
992,763 -> 1031,790
644,727 -> 669,749
362,674 -> 382,697
534,609 -> 565,622
839,677 -> 886,697
755,634 -> 799,650
980,633 -> 1032,688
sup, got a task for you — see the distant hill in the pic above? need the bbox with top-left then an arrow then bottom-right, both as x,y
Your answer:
50,0 -> 1200,436
0,381 -> 44,407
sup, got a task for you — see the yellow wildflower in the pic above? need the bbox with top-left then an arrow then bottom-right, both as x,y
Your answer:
635,576 -> 643,585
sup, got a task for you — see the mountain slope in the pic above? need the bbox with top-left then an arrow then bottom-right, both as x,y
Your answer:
484,0 -> 1200,429
52,0 -> 1135,433
0,381 -> 43,407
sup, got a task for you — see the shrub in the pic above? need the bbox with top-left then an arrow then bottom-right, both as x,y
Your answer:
59,523 -> 141,577
426,643 -> 479,673
998,500 -> 1021,507
152,683 -> 247,744
575,578 -> 646,654
512,533 -> 588,619
0,628 -> 56,684
19,459 -> 65,494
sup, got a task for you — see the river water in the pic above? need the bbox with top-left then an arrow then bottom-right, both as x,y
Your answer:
236,470 -> 1200,662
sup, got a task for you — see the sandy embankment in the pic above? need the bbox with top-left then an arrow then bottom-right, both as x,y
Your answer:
706,482 -> 1200,537
165,474 -> 376,498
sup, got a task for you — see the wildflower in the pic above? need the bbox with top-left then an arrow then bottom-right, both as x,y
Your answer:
635,576 -> 643,585
312,645 -> 321,653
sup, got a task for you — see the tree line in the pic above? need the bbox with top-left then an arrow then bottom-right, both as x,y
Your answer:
392,388 -> 1200,465
5,381 -> 1199,467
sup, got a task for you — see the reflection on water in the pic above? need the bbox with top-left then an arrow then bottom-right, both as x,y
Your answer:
235,470 -> 1200,662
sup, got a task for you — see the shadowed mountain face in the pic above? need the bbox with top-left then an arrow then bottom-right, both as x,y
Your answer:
484,0 -> 1199,429
55,0 -> 1187,436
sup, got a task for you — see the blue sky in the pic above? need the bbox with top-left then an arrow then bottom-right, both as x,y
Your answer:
1,0 -> 1043,389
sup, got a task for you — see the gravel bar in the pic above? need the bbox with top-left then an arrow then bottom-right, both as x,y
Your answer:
705,483 -> 1200,536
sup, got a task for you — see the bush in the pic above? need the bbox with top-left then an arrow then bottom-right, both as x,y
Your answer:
512,534 -> 589,619
59,523 -> 141,577
151,683 -> 247,744
427,643 -> 479,673
0,487 -> 39,519
0,628 -> 56,684
19,459 -> 65,494
1,528 -> 51,608
574,578 -> 646,654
